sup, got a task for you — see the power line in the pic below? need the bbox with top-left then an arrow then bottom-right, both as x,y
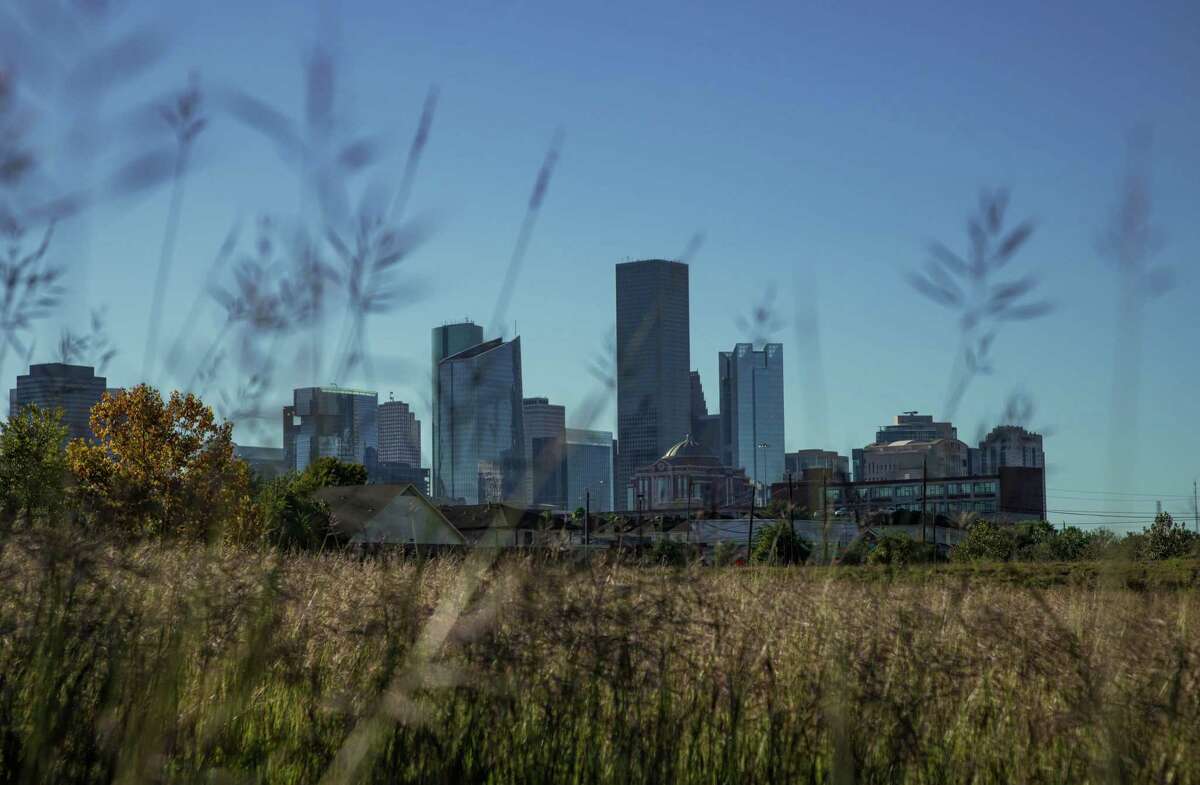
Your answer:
1045,486 -> 1193,499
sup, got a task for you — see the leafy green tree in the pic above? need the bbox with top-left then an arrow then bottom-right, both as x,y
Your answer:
1140,512 -> 1196,561
865,533 -> 938,566
951,520 -> 1016,563
243,457 -> 368,550
751,520 -> 812,565
648,537 -> 690,567
0,405 -> 69,527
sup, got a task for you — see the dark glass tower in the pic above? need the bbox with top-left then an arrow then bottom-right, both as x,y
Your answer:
435,337 -> 527,504
431,321 -> 484,496
9,363 -> 107,442
283,387 -> 379,472
615,260 -> 690,509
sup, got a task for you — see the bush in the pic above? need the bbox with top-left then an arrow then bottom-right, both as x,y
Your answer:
241,457 -> 369,550
1140,513 -> 1197,561
751,520 -> 812,565
0,405 -> 69,527
951,520 -> 1017,563
866,533 -> 938,566
647,538 -> 690,567
711,541 -> 740,566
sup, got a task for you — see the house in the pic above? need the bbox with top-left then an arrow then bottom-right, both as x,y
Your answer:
317,484 -> 467,548
439,503 -> 577,549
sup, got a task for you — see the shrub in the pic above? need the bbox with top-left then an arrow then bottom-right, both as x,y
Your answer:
1140,512 -> 1197,561
866,533 -> 938,566
751,520 -> 811,565
951,520 -> 1017,563
647,538 -> 689,567
0,405 -> 69,528
240,457 -> 369,550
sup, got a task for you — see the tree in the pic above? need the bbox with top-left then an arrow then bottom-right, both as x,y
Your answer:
67,386 -> 252,540
751,520 -> 812,565
0,405 -> 69,527
865,533 -> 938,566
245,457 -> 369,550
1140,512 -> 1196,561
950,520 -> 1016,563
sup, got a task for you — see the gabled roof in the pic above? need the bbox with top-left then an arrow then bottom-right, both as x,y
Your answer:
317,483 -> 466,543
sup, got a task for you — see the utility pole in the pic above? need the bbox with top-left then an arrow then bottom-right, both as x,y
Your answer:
585,489 -> 590,549
821,473 -> 829,563
685,477 -> 691,547
1194,480 -> 1198,534
787,471 -> 795,538
747,483 -> 756,563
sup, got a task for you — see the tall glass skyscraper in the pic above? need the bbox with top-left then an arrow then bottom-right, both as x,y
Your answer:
431,321 -> 484,497
378,399 -> 421,467
9,363 -> 108,442
719,343 -> 785,498
566,428 -> 614,513
283,386 -> 379,472
435,337 -> 527,504
615,260 -> 690,509
523,397 -> 567,509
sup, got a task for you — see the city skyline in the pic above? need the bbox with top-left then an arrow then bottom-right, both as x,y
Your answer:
3,0 -> 1196,528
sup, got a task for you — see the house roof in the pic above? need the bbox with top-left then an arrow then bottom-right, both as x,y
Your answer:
316,483 -> 465,542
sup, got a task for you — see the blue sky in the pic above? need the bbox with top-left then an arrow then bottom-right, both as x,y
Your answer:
12,0 -> 1200,527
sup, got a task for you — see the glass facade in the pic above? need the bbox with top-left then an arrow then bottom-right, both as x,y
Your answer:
431,321 -> 484,497
9,363 -> 108,443
566,427 -> 614,513
283,387 -> 379,472
523,397 -> 567,509
435,337 -> 527,504
378,400 -> 421,467
615,260 -> 690,507
719,343 -> 785,495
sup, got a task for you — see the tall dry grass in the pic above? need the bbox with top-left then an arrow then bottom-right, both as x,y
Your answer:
0,528 -> 1197,784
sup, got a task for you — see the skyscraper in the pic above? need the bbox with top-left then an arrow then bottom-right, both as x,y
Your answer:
9,363 -> 107,442
435,337 -> 527,504
689,370 -> 721,459
615,259 -> 690,509
719,343 -> 785,498
378,399 -> 421,467
523,397 -> 567,509
283,386 -> 378,472
566,428 -> 614,513
431,321 -> 485,497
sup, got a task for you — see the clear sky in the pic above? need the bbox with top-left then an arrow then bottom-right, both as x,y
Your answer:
10,0 -> 1200,528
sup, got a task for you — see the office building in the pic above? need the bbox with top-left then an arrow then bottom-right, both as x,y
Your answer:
785,449 -> 851,483
283,386 -> 378,472
822,467 -> 1047,523
378,399 -> 421,467
431,321 -> 485,497
689,370 -> 721,459
523,397 -> 567,509
718,343 -> 785,498
615,260 -> 690,506
976,425 -> 1045,474
435,337 -> 527,504
853,412 -> 959,480
858,438 -> 969,482
566,428 -> 614,513
9,363 -> 107,442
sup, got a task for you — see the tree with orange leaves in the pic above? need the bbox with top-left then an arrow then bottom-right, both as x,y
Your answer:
67,385 -> 252,540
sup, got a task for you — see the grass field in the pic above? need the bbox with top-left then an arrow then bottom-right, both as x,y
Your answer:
2,529 -> 1198,784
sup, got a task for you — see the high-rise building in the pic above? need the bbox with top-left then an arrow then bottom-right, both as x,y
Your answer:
435,336 -> 527,504
523,397 -> 567,509
566,427 -> 613,513
615,260 -> 690,508
689,370 -> 721,459
853,412 -> 960,480
976,425 -> 1045,474
378,399 -> 421,467
785,449 -> 851,483
718,343 -> 785,498
9,363 -> 107,442
431,321 -> 485,497
859,438 -> 969,482
283,386 -> 378,472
